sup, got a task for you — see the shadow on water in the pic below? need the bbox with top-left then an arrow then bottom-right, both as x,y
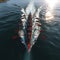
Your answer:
0,3 -> 23,60
0,0 -> 7,3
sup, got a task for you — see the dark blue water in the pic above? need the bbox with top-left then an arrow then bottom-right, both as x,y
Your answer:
0,1 -> 60,60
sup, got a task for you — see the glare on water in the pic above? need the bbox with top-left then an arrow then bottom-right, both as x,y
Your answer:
45,11 -> 54,21
44,0 -> 58,22
45,0 -> 58,9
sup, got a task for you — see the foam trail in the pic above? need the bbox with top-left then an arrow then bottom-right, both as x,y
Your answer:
23,0 -> 35,60
26,0 -> 35,16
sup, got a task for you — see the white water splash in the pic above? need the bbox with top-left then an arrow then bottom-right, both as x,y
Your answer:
20,0 -> 42,51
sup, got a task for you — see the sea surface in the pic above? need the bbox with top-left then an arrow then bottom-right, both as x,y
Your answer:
0,0 -> 60,60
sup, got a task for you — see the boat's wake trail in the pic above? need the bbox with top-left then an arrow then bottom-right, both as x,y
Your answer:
18,0 -> 42,53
